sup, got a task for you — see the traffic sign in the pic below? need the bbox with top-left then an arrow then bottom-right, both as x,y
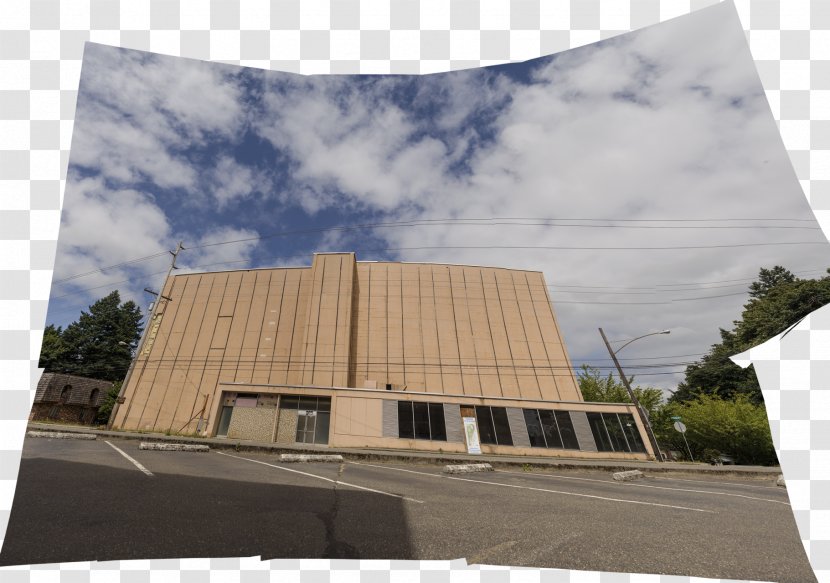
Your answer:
670,416 -> 682,421
673,421 -> 687,433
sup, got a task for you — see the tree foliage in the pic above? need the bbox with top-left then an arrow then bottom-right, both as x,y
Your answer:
39,291 -> 143,382
577,365 -> 663,419
95,381 -> 122,425
674,266 -> 830,405
652,394 -> 777,465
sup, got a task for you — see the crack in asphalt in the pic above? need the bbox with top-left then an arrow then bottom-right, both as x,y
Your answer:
319,462 -> 359,558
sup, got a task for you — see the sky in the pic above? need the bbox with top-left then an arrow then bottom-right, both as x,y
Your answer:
48,3 -> 830,395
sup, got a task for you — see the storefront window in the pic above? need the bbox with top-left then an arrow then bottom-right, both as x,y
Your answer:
523,409 -> 580,450
397,401 -> 447,441
475,406 -> 513,446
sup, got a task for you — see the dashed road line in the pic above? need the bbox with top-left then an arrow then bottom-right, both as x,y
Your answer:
347,461 -> 713,513
215,451 -> 423,504
104,440 -> 154,476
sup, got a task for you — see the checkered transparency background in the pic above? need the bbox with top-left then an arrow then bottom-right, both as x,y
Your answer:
1,0 -> 828,581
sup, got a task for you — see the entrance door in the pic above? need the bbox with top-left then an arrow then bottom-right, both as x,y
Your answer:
296,410 -> 318,443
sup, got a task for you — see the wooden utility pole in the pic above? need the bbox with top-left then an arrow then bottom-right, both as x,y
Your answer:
108,241 -> 184,429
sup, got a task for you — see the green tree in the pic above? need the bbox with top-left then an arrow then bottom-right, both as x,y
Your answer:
95,381 -> 122,425
38,324 -> 69,371
44,291 -> 143,382
675,266 -> 830,405
652,394 -> 777,465
577,364 -> 664,419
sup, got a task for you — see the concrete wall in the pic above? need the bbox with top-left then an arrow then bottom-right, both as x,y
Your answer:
113,253 -> 583,436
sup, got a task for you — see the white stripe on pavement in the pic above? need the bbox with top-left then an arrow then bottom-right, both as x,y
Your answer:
215,451 -> 423,504
348,462 -> 712,513
650,475 -> 779,490
496,469 -> 788,505
621,482 -> 790,505
104,441 -> 154,476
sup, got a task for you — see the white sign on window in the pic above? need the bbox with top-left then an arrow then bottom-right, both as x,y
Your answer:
463,417 -> 481,455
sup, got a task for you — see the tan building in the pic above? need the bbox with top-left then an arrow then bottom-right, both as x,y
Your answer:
112,253 -> 655,460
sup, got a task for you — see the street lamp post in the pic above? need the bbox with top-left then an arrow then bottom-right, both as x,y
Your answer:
598,327 -> 669,462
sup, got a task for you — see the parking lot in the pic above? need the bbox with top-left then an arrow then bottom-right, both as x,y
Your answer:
0,436 -> 815,582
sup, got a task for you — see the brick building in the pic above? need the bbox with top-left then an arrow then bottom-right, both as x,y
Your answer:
30,373 -> 113,425
112,253 -> 655,460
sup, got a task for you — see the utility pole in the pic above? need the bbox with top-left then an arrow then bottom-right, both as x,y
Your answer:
599,327 -> 665,462
108,241 -> 184,429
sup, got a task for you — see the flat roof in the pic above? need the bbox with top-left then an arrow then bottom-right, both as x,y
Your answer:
173,256 -> 544,278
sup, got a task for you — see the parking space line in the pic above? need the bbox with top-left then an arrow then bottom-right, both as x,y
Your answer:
215,451 -> 423,504
347,462 -> 713,513
496,470 -> 788,505
104,441 -> 154,476
496,469 -> 614,485
621,482 -> 790,505
651,475 -> 779,490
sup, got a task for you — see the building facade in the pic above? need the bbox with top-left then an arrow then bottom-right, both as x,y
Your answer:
30,373 -> 112,425
112,253 -> 654,460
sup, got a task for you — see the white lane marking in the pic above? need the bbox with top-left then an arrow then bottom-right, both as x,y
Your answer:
496,470 -> 788,505
622,482 -> 790,506
348,461 -> 712,513
651,475 -> 779,490
215,451 -> 423,504
496,469 -> 615,485
104,440 -> 154,476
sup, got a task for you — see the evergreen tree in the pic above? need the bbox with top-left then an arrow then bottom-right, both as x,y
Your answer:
674,267 -> 830,404
42,291 -> 143,382
38,324 -> 69,372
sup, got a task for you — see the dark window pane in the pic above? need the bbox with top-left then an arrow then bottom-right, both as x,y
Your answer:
538,409 -> 563,449
491,407 -> 513,446
298,396 -> 317,411
524,409 -> 546,447
216,406 -> 233,437
317,398 -> 331,412
555,411 -> 580,449
428,403 -> 447,441
315,411 -> 331,444
619,414 -> 646,453
398,401 -> 414,438
413,402 -> 431,440
280,395 -> 299,409
587,412 -> 613,452
475,406 -> 497,445
602,413 -> 629,452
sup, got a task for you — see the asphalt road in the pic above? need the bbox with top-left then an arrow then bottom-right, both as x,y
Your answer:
0,437 -> 815,582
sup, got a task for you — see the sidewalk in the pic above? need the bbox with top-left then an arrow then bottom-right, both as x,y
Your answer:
26,421 -> 782,478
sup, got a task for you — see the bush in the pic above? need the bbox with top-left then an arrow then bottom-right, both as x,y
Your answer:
653,394 -> 777,465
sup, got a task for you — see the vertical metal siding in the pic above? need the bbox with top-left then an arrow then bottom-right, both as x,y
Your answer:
506,407 -> 531,448
570,411 -> 598,452
443,403 -> 464,443
381,399 -> 398,438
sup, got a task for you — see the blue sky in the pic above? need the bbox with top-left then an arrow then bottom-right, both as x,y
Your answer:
48,4 -> 829,392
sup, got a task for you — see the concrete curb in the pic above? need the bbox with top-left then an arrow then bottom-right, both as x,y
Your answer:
613,470 -> 645,481
278,454 -> 343,463
444,463 -> 494,474
24,423 -> 782,479
139,442 -> 210,452
27,431 -> 96,440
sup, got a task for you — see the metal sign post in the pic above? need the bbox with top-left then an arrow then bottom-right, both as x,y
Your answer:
673,420 -> 694,462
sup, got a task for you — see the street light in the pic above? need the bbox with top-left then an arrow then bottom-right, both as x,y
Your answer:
598,327 -> 669,462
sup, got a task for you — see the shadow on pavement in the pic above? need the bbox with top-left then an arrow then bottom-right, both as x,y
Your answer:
0,456 -> 414,566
